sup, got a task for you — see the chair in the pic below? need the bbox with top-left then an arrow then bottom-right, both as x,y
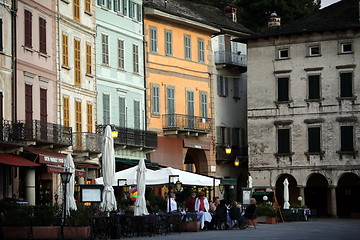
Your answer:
308,209 -> 317,221
166,213 -> 182,233
282,209 -> 293,222
229,207 -> 241,229
214,205 -> 228,230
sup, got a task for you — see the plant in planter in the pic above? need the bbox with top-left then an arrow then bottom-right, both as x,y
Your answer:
255,203 -> 277,224
64,203 -> 92,239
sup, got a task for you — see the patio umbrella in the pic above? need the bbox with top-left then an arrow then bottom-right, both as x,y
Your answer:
283,178 -> 290,209
100,125 -> 117,212
134,158 -> 148,216
64,154 -> 77,214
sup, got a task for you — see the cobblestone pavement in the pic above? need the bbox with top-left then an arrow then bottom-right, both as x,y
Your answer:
126,219 -> 360,240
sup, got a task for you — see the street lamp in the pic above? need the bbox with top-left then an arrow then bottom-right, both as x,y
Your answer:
118,179 -> 127,200
111,130 -> 119,138
234,156 -> 240,167
298,196 -> 303,207
225,145 -> 232,155
263,195 -> 268,202
60,170 -> 72,240
175,180 -> 182,192
219,182 -> 225,194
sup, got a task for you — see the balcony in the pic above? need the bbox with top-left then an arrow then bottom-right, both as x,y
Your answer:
72,132 -> 102,155
0,120 -> 25,149
97,125 -> 158,151
12,120 -> 72,147
214,51 -> 247,72
162,114 -> 211,136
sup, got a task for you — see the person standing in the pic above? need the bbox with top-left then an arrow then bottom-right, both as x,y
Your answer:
167,192 -> 178,213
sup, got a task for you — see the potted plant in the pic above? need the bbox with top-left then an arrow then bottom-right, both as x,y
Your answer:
64,204 -> 92,239
255,203 -> 277,224
3,203 -> 31,239
32,204 -> 61,239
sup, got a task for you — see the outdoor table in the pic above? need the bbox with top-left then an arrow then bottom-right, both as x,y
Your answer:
196,211 -> 212,229
290,208 -> 310,221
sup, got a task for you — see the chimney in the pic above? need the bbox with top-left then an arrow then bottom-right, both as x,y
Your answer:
224,6 -> 237,22
268,12 -> 281,27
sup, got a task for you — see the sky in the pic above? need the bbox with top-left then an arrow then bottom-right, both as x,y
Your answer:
320,0 -> 341,9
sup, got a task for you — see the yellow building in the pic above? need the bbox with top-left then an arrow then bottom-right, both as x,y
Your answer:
144,1 -> 221,175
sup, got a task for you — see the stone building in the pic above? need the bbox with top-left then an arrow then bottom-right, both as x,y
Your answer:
243,0 -> 360,217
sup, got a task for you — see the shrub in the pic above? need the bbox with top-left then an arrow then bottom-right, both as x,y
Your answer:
255,203 -> 277,217
66,204 -> 91,227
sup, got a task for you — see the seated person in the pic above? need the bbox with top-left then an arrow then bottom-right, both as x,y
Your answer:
228,201 -> 241,228
240,198 -> 257,228
167,192 -> 178,213
213,200 -> 228,230
195,191 -> 212,230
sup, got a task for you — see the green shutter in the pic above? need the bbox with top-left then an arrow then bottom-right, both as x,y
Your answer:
119,97 -> 126,127
123,0 -> 127,15
129,0 -> 133,18
134,100 -> 140,129
137,3 -> 141,21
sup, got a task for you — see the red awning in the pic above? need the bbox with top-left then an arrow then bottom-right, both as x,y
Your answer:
26,148 -> 66,166
46,165 -> 85,177
0,153 -> 41,167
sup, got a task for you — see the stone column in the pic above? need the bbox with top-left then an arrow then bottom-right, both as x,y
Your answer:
25,169 -> 36,205
330,185 -> 337,218
299,186 -> 305,206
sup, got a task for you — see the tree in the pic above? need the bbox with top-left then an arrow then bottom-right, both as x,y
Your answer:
187,0 -> 321,32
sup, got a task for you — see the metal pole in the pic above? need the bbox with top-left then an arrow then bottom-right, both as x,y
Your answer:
61,182 -> 67,240
168,176 -> 171,213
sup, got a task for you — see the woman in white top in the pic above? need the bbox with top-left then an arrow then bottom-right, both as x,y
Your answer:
167,192 -> 178,213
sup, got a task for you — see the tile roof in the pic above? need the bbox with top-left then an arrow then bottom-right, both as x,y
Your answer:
144,0 -> 253,35
240,0 -> 360,41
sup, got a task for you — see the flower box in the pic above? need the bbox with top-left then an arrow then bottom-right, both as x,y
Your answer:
64,226 -> 91,239
179,221 -> 200,232
3,227 -> 30,239
266,217 -> 278,224
32,226 -> 61,239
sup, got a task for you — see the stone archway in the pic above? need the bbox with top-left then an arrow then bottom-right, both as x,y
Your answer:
275,174 -> 299,208
305,173 -> 329,216
336,172 -> 360,217
184,148 -> 208,174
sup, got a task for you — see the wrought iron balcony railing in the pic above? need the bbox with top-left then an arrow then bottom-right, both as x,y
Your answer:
162,114 -> 211,133
72,132 -> 101,153
0,120 -> 15,143
214,51 -> 247,67
12,120 -> 72,146
97,125 -> 158,149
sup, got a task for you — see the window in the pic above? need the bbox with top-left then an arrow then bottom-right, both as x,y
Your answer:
102,34 -> 109,65
107,0 -> 112,9
74,39 -> 81,87
62,34 -> 69,67
340,72 -> 353,98
122,0 -> 127,16
184,35 -> 191,60
39,18 -> 46,54
119,97 -> 126,127
133,44 -> 139,73
198,39 -> 205,63
118,39 -> 124,69
63,96 -> 70,127
40,88 -> 47,123
341,126 -> 354,151
231,128 -> 240,147
97,0 -> 104,6
87,103 -> 93,132
277,77 -> 289,101
340,42 -> 352,53
308,127 -> 321,153
74,0 -> 80,21
134,100 -> 140,129
217,76 -> 228,97
75,100 -> 82,132
166,87 -> 175,127
85,0 -> 91,12
150,28 -> 157,53
113,0 -> 119,12
165,31 -> 172,56
308,74 -> 320,100
187,90 -> 195,128
24,10 -> 32,48
152,85 -> 160,115
218,126 -> 230,145
200,92 -> 208,118
136,3 -> 142,21
278,48 -> 289,59
129,2 -> 141,21
25,84 -> 33,121
233,78 -> 240,98
309,45 -> 320,56
86,43 -> 92,75
278,128 -> 290,154
103,94 -> 110,124
0,19 -> 3,52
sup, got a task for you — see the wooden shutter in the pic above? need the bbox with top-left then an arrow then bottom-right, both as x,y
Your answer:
278,77 -> 289,101
216,126 -> 221,144
201,92 -> 207,118
341,126 -> 354,151
25,84 -> 33,121
39,18 -> 46,54
40,88 -> 47,123
24,10 -> 32,48
118,39 -> 124,69
134,100 -> 140,129
278,128 -> 290,154
63,96 -> 70,127
233,78 -> 240,98
74,0 -> 80,21
0,19 -> 3,52
119,97 -> 126,127
75,100 -> 82,132
217,76 -> 222,95
308,127 -> 320,153
308,75 -> 320,100
224,77 -> 228,96
74,39 -> 81,86
103,94 -> 110,124
129,0 -> 133,18
136,3 -> 141,21
86,43 -> 91,74
85,0 -> 91,12
231,128 -> 239,147
340,72 -> 353,97
0,91 -> 3,121
123,0 -> 127,16
87,103 -> 93,132
62,34 -> 69,66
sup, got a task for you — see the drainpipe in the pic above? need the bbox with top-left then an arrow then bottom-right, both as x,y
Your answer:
142,4 -> 147,131
11,0 -> 18,122
56,0 -> 62,126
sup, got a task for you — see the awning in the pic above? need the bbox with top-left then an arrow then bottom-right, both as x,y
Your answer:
221,178 -> 237,185
115,158 -> 158,168
26,148 -> 66,166
0,153 -> 41,167
46,164 -> 85,177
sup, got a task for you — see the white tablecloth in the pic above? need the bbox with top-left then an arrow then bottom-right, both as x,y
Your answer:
197,211 -> 212,229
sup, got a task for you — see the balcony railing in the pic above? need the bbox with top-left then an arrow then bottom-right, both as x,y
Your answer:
97,125 -> 158,149
0,120 -> 15,143
12,120 -> 72,146
72,132 -> 101,153
162,114 -> 211,133
214,51 -> 247,67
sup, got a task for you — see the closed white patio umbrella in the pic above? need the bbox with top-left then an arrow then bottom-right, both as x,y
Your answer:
100,125 -> 117,212
283,178 -> 290,209
64,154 -> 77,214
134,158 -> 148,216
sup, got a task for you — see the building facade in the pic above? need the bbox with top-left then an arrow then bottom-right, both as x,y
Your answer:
246,0 -> 360,217
95,0 -> 157,171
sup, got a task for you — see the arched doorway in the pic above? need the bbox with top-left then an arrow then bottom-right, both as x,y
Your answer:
275,174 -> 299,208
305,173 -> 328,216
184,148 -> 208,174
337,173 -> 360,217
